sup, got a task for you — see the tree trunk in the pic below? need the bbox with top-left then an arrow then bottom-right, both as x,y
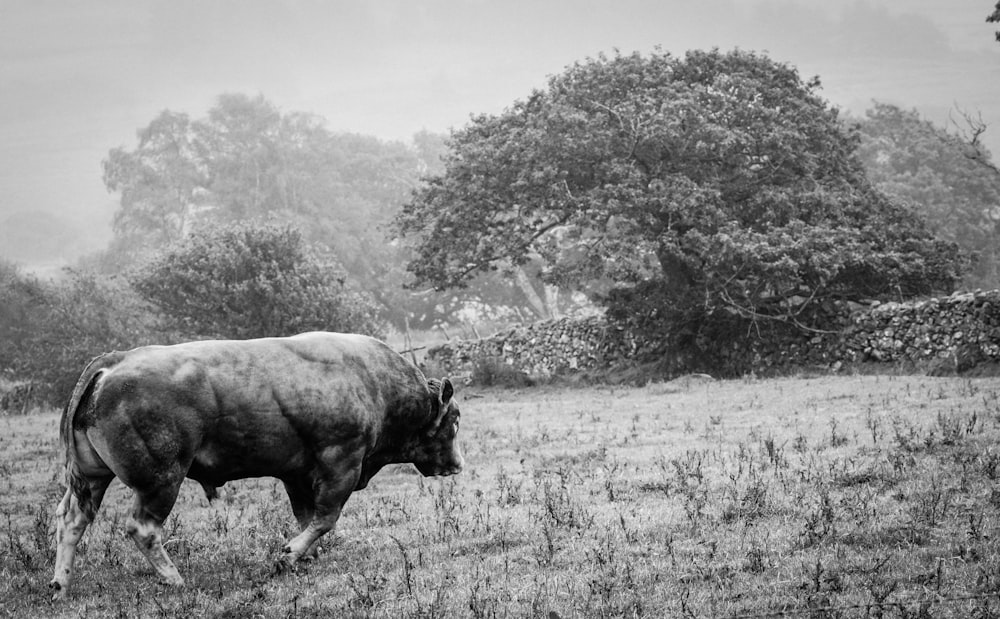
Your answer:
656,246 -> 696,300
514,267 -> 551,320
544,284 -> 561,319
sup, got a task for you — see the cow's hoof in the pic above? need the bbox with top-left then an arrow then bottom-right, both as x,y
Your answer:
49,580 -> 67,602
272,558 -> 293,576
160,573 -> 185,587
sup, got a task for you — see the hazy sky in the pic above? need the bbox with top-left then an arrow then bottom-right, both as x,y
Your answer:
1,0 -> 998,262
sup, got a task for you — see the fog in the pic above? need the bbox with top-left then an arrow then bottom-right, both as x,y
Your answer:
1,0 -> 998,267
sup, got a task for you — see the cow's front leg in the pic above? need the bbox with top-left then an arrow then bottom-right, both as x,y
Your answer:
280,446 -> 362,567
282,477 -> 320,559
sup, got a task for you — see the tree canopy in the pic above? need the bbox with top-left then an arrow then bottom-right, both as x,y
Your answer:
130,223 -> 383,340
856,102 -> 1000,289
101,93 -> 568,328
103,94 -> 420,276
397,49 -> 963,359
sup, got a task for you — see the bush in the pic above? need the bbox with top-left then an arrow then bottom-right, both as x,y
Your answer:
1,223 -> 386,406
130,222 -> 384,340
0,260 -> 48,381
0,262 -> 162,406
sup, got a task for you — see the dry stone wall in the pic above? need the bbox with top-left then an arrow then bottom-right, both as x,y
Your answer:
427,290 -> 1000,378
426,316 -> 655,377
838,290 -> 1000,370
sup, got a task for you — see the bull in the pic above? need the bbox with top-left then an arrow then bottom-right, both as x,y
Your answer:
50,332 -> 463,599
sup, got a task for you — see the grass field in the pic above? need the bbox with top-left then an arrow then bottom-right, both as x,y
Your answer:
2,374 -> 1000,618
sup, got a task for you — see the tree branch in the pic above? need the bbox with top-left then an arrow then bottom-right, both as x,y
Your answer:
717,288 -> 840,335
449,211 -> 574,286
950,105 -> 1000,176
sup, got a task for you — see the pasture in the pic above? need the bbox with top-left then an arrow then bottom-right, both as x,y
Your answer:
2,374 -> 1000,618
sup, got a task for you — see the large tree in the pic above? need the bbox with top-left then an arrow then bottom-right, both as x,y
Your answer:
103,95 -> 420,279
397,49 -> 963,362
856,102 -> 1000,289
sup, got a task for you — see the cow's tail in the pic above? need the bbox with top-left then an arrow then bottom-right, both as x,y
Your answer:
59,352 -> 124,519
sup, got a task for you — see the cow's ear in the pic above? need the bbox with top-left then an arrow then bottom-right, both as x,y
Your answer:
440,378 -> 454,406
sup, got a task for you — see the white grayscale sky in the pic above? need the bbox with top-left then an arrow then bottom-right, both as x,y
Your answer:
1,0 -> 998,265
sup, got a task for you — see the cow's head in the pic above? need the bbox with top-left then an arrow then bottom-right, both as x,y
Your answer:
413,377 -> 464,477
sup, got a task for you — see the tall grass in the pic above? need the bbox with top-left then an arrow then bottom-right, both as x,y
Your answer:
2,375 -> 1000,617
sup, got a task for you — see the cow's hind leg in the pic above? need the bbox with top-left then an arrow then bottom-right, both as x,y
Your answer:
51,475 -> 113,599
126,483 -> 185,587
280,447 -> 362,566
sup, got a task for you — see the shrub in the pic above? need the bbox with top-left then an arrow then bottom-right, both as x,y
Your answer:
130,222 -> 384,340
469,356 -> 534,388
0,263 -> 162,406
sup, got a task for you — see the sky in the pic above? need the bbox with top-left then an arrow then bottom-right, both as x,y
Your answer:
1,0 -> 999,266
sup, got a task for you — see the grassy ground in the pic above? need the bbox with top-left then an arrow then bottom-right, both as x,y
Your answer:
2,374 -> 1000,618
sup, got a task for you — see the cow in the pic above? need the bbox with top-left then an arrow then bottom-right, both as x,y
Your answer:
50,332 -> 463,600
